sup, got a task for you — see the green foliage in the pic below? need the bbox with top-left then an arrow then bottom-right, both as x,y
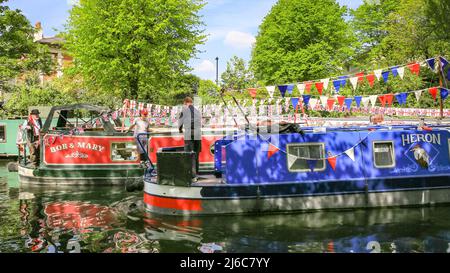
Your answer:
65,0 -> 206,101
251,0 -> 355,84
198,79 -> 220,104
221,56 -> 255,91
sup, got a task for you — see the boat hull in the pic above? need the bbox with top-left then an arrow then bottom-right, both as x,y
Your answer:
18,165 -> 143,186
143,175 -> 450,216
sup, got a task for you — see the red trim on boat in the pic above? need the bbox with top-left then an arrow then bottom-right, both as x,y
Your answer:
144,193 -> 202,211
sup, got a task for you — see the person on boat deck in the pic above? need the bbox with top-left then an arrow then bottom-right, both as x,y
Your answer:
128,109 -> 150,163
25,109 -> 42,167
178,97 -> 202,178
16,124 -> 27,163
370,114 -> 384,125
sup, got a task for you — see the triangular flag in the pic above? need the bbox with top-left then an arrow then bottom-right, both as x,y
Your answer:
395,93 -> 402,105
286,84 -> 295,95
382,71 -> 390,83
309,98 -> 318,110
440,56 -> 449,69
333,80 -> 342,93
426,58 -> 435,70
378,95 -> 386,107
369,95 -> 378,107
344,98 -> 353,110
441,88 -> 449,100
362,97 -> 370,108
327,98 -> 335,111
448,69 -> 450,81
414,90 -> 422,102
287,154 -> 297,169
267,143 -> 280,159
374,69 -> 382,81
339,76 -> 347,87
401,92 -> 409,105
320,96 -> 328,108
354,96 -> 362,108
302,95 -> 311,106
337,96 -> 345,107
266,86 -> 276,98
327,156 -> 337,171
398,67 -> 405,79
356,72 -> 365,83
349,77 -> 358,90
321,78 -> 330,90
391,66 -> 399,77
385,93 -> 394,107
278,85 -> 289,97
315,82 -> 324,95
248,88 -> 257,99
407,63 -> 420,76
307,160 -> 317,172
344,147 -> 355,161
291,97 -> 300,109
296,83 -> 305,95
304,82 -> 313,93
429,87 -> 438,100
366,74 -> 375,87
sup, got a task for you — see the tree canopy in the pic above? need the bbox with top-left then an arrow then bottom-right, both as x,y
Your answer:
65,0 -> 206,101
221,56 -> 255,92
251,0 -> 355,84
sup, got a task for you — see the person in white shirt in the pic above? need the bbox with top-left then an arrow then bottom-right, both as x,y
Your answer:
128,109 -> 150,163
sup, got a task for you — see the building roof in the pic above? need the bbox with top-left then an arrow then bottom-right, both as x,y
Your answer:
36,37 -> 65,45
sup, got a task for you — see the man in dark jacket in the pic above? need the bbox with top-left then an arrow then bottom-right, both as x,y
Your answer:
178,97 -> 202,177
25,109 -> 42,167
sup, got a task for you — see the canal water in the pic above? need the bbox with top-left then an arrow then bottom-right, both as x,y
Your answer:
1,160 -> 450,253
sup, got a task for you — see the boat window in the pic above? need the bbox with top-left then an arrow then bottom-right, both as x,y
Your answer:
373,141 -> 395,168
0,125 -> 5,142
111,142 -> 138,161
286,143 -> 325,172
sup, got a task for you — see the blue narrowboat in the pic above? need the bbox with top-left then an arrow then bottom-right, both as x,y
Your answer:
143,123 -> 450,215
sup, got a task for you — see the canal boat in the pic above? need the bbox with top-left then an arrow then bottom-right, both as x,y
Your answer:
143,123 -> 450,215
18,104 -> 145,185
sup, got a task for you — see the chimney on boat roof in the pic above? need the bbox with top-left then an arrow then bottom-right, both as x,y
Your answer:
34,21 -> 43,41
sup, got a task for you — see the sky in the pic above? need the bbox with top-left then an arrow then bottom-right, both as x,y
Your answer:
6,0 -> 363,81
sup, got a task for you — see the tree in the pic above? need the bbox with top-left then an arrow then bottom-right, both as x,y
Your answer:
221,56 -> 255,91
251,0 -> 355,84
198,79 -> 219,104
65,0 -> 205,102
0,0 -> 52,91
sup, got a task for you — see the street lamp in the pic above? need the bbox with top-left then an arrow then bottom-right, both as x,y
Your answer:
215,57 -> 219,86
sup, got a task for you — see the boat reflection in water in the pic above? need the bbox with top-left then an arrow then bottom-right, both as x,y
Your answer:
144,206 -> 450,253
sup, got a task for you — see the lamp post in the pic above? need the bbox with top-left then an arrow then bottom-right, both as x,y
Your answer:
215,57 -> 219,86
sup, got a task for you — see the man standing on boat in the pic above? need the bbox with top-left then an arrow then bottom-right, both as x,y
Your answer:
178,97 -> 202,178
128,109 -> 151,164
25,109 -> 42,167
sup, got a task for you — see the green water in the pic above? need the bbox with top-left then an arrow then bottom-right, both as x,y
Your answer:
1,160 -> 450,253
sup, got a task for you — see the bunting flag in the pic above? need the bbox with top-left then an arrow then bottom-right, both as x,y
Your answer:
398,67 -> 405,79
344,147 -> 355,161
248,88 -> 258,99
267,143 -> 280,159
309,98 -> 318,110
278,85 -> 289,97
448,69 -> 450,81
327,156 -> 337,171
320,96 -> 328,109
302,95 -> 311,107
441,88 -> 449,100
391,66 -> 398,77
426,58 -> 435,70
287,154 -> 297,170
407,63 -> 420,76
440,57 -> 449,69
385,93 -> 394,107
305,82 -> 313,93
369,95 -> 378,107
401,92 -> 409,105
379,95 -> 386,107
337,96 -> 345,108
339,76 -> 348,87
414,90 -> 422,102
429,87 -> 438,100
362,97 -> 370,108
333,80 -> 342,93
356,72 -> 365,83
374,69 -> 382,81
321,78 -> 330,91
266,86 -> 276,98
349,77 -> 358,90
344,98 -> 353,110
296,83 -> 305,95
315,82 -> 324,95
291,97 -> 300,109
366,74 -> 375,87
327,98 -> 335,111
354,96 -> 362,108
382,71 -> 390,83
395,93 -> 402,105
